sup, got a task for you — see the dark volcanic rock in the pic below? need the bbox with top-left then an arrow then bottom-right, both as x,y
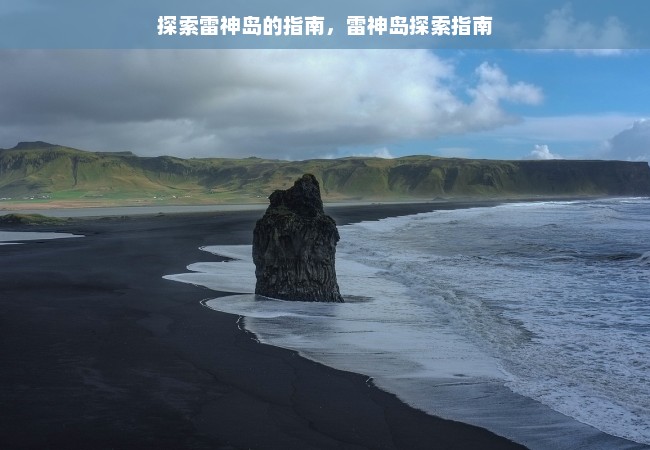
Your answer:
253,174 -> 344,302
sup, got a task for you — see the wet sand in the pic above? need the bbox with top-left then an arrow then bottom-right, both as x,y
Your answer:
0,203 -> 525,449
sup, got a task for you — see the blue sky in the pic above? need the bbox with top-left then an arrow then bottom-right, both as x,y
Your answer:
369,49 -> 650,161
0,1 -> 648,162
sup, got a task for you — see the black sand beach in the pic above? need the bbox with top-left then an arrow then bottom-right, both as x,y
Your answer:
0,203 -> 525,449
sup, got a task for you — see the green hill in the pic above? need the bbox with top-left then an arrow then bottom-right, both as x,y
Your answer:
1,141 -> 649,206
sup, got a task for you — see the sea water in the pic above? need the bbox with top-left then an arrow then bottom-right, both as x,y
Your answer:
0,231 -> 81,245
165,198 -> 650,449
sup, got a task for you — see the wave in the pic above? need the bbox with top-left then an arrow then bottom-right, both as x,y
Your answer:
166,197 -> 650,448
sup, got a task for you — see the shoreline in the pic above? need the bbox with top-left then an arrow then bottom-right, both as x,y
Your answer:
183,230 -> 649,450
0,203 -> 529,449
0,193 -> 624,217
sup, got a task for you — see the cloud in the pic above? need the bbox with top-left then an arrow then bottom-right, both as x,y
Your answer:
0,50 -> 542,159
356,148 -> 395,159
528,144 -> 562,160
529,4 -> 631,51
490,114 -> 638,143
472,62 -> 543,104
464,115 -> 648,160
464,62 -> 543,128
602,119 -> 650,162
323,147 -> 395,159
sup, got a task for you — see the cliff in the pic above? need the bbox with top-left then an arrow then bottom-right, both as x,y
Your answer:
1,142 -> 649,203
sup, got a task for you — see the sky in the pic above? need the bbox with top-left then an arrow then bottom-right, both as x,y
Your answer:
0,2 -> 649,162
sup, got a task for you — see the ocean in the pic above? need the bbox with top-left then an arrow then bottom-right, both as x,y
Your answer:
165,198 -> 650,449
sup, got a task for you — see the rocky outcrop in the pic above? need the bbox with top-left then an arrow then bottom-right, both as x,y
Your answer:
252,174 -> 344,302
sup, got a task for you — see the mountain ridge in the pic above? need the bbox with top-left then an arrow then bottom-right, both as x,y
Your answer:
1,142 -> 649,205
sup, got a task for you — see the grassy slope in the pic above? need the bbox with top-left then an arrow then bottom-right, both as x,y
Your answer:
1,142 -> 649,206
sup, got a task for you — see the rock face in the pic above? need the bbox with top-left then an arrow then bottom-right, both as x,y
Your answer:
252,174 -> 344,302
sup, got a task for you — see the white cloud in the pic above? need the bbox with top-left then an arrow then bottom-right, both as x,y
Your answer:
528,144 -> 562,160
335,147 -> 396,159
471,62 -> 543,105
530,4 -> 631,51
601,119 -> 650,162
0,50 -> 542,159
366,148 -> 395,159
460,62 -> 543,132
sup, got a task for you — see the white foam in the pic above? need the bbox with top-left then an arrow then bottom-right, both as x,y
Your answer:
168,244 -> 505,381
200,245 -> 253,261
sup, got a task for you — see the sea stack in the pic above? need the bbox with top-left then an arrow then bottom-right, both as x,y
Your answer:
252,174 -> 344,302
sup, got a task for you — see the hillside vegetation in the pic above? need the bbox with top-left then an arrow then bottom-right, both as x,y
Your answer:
1,141 -> 649,206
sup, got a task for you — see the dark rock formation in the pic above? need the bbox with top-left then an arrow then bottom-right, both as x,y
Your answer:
252,174 -> 344,302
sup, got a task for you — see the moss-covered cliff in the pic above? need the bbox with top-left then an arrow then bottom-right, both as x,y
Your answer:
1,142 -> 648,204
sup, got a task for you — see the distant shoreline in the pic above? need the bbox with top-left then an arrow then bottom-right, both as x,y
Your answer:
0,194 -> 622,218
